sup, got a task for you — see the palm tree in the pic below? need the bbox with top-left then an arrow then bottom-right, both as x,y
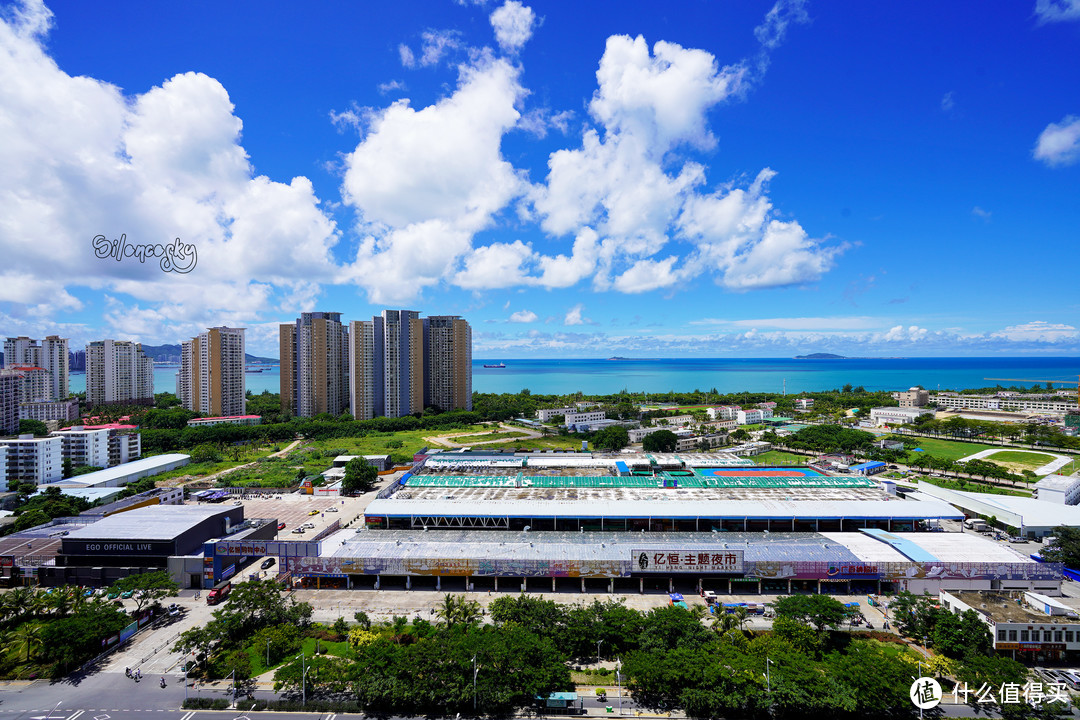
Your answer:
5,587 -> 35,622
4,622 -> 43,662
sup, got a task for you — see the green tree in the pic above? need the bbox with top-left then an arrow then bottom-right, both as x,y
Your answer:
773,594 -> 853,633
12,508 -> 49,532
342,458 -> 378,495
592,425 -> 630,451
109,570 -> 179,614
18,419 -> 49,436
1040,526 -> 1080,568
642,429 -> 678,453
189,443 -> 223,463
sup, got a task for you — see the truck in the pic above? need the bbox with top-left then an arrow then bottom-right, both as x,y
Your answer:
206,580 -> 232,605
963,518 -> 986,532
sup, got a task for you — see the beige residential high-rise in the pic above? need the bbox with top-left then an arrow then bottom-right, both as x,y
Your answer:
380,310 -> 423,418
179,327 -> 246,416
279,312 -> 349,418
2,335 -> 69,401
85,339 -> 155,406
347,320 -> 376,421
423,316 -> 472,412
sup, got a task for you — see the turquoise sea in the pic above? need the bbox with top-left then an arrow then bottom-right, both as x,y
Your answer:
66,357 -> 1080,398
470,357 -> 1080,396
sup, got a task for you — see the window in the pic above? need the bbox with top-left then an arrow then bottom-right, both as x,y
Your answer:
1068,631 -> 1074,643
1044,630 -> 1053,642
998,629 -> 1007,641
1021,630 -> 1029,642
1055,630 -> 1063,643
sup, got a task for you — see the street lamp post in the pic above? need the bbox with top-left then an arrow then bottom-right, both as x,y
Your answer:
266,638 -> 271,668
616,660 -> 622,716
764,657 -> 774,715
472,654 -> 479,712
597,639 -> 603,667
296,651 -> 307,706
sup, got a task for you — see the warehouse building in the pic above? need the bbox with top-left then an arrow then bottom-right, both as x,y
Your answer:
39,504 -> 276,588
276,527 -> 1060,595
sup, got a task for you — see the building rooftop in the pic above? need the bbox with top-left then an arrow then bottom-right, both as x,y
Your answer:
949,591 -> 1078,625
63,504 -> 233,542
1035,474 -> 1079,492
38,453 -> 190,488
365,496 -> 964,521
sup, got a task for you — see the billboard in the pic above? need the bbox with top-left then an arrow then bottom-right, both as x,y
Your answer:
213,540 -> 320,558
633,549 -> 744,574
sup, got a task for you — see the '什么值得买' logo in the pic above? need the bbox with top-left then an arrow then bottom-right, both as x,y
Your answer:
910,677 -> 941,710
92,234 -> 197,274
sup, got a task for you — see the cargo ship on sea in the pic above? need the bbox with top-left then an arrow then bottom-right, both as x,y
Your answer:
483,362 -> 506,368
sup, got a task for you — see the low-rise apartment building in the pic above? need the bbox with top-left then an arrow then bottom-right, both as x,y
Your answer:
52,427 -> 110,469
869,406 -> 935,426
737,408 -> 773,425
940,590 -> 1080,661
929,393 -> 1074,415
564,410 -> 606,426
894,387 -> 930,407
185,414 -> 263,428
707,406 -> 741,421
0,434 -> 63,485
537,407 -> 574,422
19,398 -> 80,425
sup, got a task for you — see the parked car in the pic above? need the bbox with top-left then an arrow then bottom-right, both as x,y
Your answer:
308,509 -> 320,516
261,557 -> 276,569
292,528 -> 305,534
1009,536 -> 1029,544
326,507 -> 339,512
277,522 -> 286,530
167,603 -> 182,617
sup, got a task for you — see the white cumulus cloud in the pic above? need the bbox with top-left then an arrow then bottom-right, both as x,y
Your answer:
1035,0 -> 1080,24
508,309 -> 538,323
490,1 -> 536,53
1034,115 -> 1080,167
0,2 -> 339,339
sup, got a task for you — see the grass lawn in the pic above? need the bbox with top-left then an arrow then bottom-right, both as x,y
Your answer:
978,450 -> 1056,473
918,476 -> 1031,497
300,637 -> 352,659
478,434 -> 592,451
439,430 -> 531,443
904,437 -> 1000,463
147,444 -> 282,484
751,450 -> 807,465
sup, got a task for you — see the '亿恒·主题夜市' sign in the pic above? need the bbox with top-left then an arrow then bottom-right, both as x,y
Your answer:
633,549 -> 744,574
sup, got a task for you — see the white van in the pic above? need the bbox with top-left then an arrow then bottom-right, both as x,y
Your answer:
963,518 -> 987,532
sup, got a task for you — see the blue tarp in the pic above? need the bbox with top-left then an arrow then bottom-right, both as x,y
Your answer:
669,593 -> 684,601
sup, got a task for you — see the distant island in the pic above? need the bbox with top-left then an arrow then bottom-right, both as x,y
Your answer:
607,356 -> 632,361
794,353 -> 847,359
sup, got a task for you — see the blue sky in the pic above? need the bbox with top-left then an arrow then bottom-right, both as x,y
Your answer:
1,0 -> 1079,358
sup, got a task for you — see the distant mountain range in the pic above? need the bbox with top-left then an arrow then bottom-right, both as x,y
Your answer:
139,343 -> 278,364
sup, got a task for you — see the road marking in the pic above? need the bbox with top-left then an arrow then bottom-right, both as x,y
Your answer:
180,712 -> 195,720
68,711 -> 85,720
94,715 -> 110,720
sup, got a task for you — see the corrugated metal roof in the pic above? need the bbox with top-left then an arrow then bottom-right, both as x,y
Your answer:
331,529 -> 863,564
64,505 -> 232,541
364,497 -> 964,520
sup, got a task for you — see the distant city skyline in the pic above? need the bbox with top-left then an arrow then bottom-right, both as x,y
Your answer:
1,1 -> 1078,358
